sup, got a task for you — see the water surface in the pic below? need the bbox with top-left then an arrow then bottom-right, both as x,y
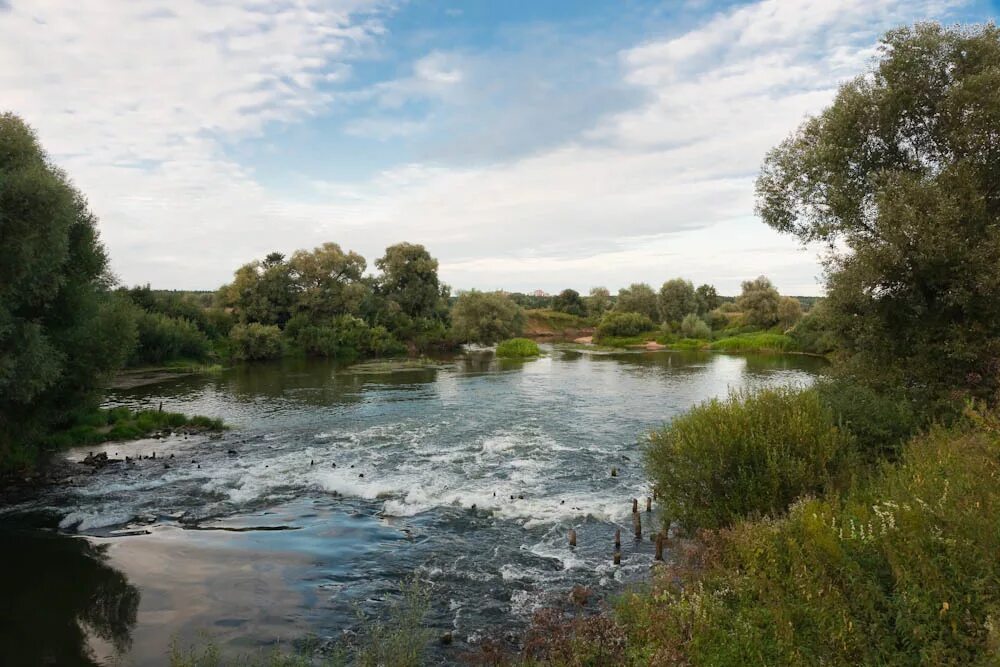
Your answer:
0,347 -> 824,665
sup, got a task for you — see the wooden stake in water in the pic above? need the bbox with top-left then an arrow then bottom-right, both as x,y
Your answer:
568,529 -> 577,547
646,497 -> 652,512
614,527 -> 621,549
632,498 -> 638,513
633,512 -> 642,539
613,550 -> 621,565
611,467 -> 618,477
655,532 -> 665,561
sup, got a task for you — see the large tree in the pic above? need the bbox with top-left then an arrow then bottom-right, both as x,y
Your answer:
756,23 -> 1000,406
658,278 -> 697,325
0,113 -> 136,467
375,242 -> 447,321
615,283 -> 660,323
450,290 -> 525,344
552,288 -> 586,317
736,276 -> 781,328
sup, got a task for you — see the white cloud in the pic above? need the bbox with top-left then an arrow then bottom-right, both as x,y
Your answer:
0,0 -> 968,295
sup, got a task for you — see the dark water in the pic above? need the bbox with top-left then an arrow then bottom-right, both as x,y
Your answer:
0,347 -> 825,665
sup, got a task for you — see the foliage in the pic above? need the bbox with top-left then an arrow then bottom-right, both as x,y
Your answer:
735,275 -> 781,328
694,284 -> 720,315
0,113 -> 137,470
596,312 -> 655,339
644,387 -> 858,531
679,313 -> 711,340
658,279 -> 697,326
129,311 -> 210,366
375,242 -> 449,321
586,286 -> 612,318
450,290 -> 525,344
495,337 -> 541,358
614,283 -> 660,323
788,299 -> 839,355
551,288 -> 587,317
44,407 -> 225,450
710,332 -> 798,353
756,23 -> 1000,410
817,378 -> 918,461
621,416 -> 1000,666
228,323 -> 283,361
776,295 -> 802,330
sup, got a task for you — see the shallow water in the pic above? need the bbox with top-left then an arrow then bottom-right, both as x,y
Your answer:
0,347 -> 825,665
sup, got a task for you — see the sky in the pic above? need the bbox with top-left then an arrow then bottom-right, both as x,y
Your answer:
2,0 -> 997,295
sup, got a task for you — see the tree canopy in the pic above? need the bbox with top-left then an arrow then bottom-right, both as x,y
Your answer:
658,278 -> 697,325
757,23 -> 1000,406
615,283 -> 660,323
450,291 -> 525,344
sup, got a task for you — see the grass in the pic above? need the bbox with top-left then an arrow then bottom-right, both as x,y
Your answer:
44,406 -> 226,449
496,337 -> 542,358
524,309 -> 590,334
594,331 -> 660,348
710,332 -> 799,353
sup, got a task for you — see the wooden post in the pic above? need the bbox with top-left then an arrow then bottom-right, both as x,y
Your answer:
632,512 -> 642,539
614,527 -> 621,549
613,550 -> 621,565
632,498 -> 638,513
611,467 -> 618,477
568,529 -> 577,547
655,532 -> 664,561
646,497 -> 652,512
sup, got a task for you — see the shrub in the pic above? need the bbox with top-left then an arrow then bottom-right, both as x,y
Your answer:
450,290 -> 525,344
130,312 -> 211,365
597,312 -> 655,339
644,387 -> 857,530
229,323 -> 283,361
495,337 -> 541,358
817,378 -> 918,461
679,313 -> 711,339
621,417 -> 1000,665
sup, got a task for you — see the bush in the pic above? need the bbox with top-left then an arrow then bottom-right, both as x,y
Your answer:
620,416 -> 1000,665
229,323 -> 283,361
679,313 -> 711,339
817,378 -> 918,461
450,290 -> 525,344
597,312 -> 655,339
495,338 -> 541,358
130,311 -> 211,365
644,387 -> 857,530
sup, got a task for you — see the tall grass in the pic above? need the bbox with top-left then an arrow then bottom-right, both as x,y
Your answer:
43,407 -> 225,449
644,387 -> 858,530
617,412 -> 1000,665
709,332 -> 798,353
495,337 -> 541,358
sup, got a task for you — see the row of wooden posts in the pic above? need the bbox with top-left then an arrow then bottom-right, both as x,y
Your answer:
567,496 -> 665,565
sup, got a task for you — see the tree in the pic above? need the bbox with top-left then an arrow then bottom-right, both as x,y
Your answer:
680,313 -> 711,339
695,284 -> 720,315
223,256 -> 295,327
736,276 -> 781,328
450,290 -> 525,344
777,296 -> 803,330
615,283 -> 659,322
375,243 -> 447,321
552,288 -> 586,317
587,287 -> 612,317
289,242 -> 367,322
658,279 -> 697,325
756,23 -> 1000,406
0,113 -> 136,467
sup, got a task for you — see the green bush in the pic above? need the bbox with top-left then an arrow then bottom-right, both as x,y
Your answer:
644,387 -> 857,530
710,332 -> 797,353
597,312 -> 655,339
229,323 -> 283,361
495,337 -> 541,358
817,378 -> 918,461
619,416 -> 1000,665
679,313 -> 711,339
130,311 -> 211,365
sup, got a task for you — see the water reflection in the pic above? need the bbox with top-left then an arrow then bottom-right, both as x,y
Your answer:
0,515 -> 139,666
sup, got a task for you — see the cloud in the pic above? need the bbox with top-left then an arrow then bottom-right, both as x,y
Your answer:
0,0 -> 970,295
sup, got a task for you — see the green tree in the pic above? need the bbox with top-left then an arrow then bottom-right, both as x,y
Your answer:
658,278 -> 697,325
289,242 -> 367,322
615,283 -> 659,322
222,256 -> 295,327
450,290 -> 525,344
680,313 -> 711,339
586,287 -> 612,317
552,288 -> 586,317
695,284 -> 720,314
756,23 -> 1000,406
375,243 -> 447,321
777,295 -> 803,330
0,113 -> 137,468
736,276 -> 781,328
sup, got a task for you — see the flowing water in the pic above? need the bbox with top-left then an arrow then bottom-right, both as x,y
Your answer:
0,346 -> 825,665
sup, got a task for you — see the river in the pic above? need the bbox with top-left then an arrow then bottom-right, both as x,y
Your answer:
0,346 -> 825,665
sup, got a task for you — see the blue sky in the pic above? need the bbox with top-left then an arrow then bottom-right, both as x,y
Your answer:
2,0 -> 998,294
